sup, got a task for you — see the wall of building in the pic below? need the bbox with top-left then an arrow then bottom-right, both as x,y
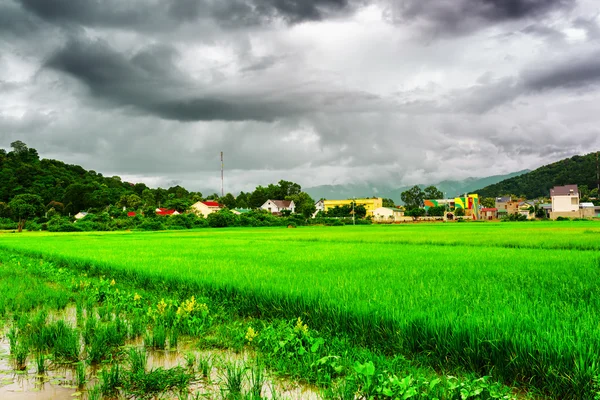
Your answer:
552,195 -> 579,212
323,198 -> 383,216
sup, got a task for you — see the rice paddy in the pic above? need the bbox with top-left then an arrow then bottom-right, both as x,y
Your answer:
1,221 -> 600,398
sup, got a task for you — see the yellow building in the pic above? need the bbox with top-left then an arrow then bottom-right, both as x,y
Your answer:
323,198 -> 383,217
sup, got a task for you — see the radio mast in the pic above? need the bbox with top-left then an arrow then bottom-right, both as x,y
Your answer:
221,151 -> 224,198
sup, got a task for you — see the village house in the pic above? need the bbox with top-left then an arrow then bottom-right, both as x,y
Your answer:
372,207 -> 406,223
323,198 -> 382,218
481,208 -> 498,220
155,208 -> 179,216
191,201 -> 222,217
74,211 -> 88,220
261,199 -> 295,214
495,196 -> 519,217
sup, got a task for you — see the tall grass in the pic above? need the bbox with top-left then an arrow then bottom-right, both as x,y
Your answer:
2,223 -> 600,397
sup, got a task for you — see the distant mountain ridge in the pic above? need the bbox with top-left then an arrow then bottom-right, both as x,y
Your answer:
305,170 -> 529,203
473,152 -> 600,198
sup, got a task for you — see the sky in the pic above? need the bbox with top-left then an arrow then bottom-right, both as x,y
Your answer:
1,0 -> 600,194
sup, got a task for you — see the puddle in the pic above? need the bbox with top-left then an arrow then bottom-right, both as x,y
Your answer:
0,331 -> 319,399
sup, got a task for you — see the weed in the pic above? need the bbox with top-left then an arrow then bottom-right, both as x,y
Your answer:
221,362 -> 247,399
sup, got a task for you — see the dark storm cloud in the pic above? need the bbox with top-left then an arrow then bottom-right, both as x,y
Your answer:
18,0 -> 356,30
523,51 -> 600,91
386,0 -> 575,34
44,38 -> 383,122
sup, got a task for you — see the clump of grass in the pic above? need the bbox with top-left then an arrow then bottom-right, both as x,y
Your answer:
123,366 -> 192,398
197,354 -> 213,380
220,362 -> 247,399
52,320 -> 80,362
75,361 -> 87,386
248,363 -> 265,399
185,352 -> 195,372
99,363 -> 122,397
128,347 -> 147,375
35,352 -> 46,374
149,323 -> 167,349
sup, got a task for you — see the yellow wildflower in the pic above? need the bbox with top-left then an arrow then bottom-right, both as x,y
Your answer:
157,299 -> 167,315
294,317 -> 308,334
245,327 -> 258,342
134,293 -> 141,301
110,279 -> 116,286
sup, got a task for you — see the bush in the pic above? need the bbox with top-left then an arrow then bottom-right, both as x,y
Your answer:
47,217 -> 83,232
138,220 -> 165,231
556,216 -> 571,221
0,218 -> 17,230
207,210 -> 240,228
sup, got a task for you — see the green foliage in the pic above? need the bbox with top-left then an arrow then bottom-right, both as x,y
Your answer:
423,185 -> 443,200
401,186 -> 425,209
476,151 -> 600,198
427,205 -> 446,217
207,210 -> 240,228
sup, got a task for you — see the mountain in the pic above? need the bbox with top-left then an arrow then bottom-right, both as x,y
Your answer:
305,170 -> 529,202
474,152 -> 600,199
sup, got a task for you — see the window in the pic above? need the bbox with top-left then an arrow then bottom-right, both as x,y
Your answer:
571,198 -> 577,205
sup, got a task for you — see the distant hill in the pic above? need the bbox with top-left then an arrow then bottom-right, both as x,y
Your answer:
305,170 -> 529,203
474,152 -> 600,198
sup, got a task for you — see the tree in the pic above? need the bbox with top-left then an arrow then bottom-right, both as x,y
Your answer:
423,186 -> 443,200
286,192 -> 314,215
406,207 -> 426,220
480,197 -> 495,208
299,201 -> 317,219
118,194 -> 142,209
427,206 -> 446,217
142,189 -> 155,207
401,186 -> 424,209
10,140 -> 28,155
9,194 -> 44,232
236,192 -> 249,209
455,208 -> 465,217
354,204 -> 367,218
221,193 -> 236,209
249,187 -> 268,209
382,198 -> 395,207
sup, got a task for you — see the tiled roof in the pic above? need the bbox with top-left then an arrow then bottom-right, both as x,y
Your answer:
271,200 -> 293,209
550,185 -> 578,197
202,201 -> 222,207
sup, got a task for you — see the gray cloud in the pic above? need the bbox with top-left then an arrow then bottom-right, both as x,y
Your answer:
17,0 -> 357,31
385,0 -> 575,35
523,52 -> 600,91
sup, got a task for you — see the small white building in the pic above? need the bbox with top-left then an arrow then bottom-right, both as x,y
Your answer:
314,200 -> 325,213
191,201 -> 222,217
74,212 -> 88,220
372,207 -> 405,223
261,199 -> 295,214
550,185 -> 579,212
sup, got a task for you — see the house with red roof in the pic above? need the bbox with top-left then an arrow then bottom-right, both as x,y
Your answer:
191,201 -> 223,217
155,208 -> 180,216
481,208 -> 498,220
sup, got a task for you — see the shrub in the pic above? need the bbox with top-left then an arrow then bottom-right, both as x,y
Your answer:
207,210 -> 240,228
138,220 -> 165,231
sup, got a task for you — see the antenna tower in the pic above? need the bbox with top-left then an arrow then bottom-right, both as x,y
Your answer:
221,151 -> 224,198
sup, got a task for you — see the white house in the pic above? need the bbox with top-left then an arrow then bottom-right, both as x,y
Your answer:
372,207 -> 406,223
314,200 -> 325,213
191,201 -> 222,217
74,212 -> 88,220
261,199 -> 295,214
550,185 -> 579,212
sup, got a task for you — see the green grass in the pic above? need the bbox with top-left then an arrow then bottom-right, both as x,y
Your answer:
1,221 -> 600,397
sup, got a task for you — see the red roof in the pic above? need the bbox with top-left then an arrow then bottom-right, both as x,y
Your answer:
481,208 -> 498,212
127,211 -> 136,217
156,209 -> 177,215
202,201 -> 222,207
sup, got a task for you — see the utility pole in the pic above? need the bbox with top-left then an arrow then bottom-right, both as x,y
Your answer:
597,151 -> 599,192
220,151 -> 224,198
352,197 -> 355,226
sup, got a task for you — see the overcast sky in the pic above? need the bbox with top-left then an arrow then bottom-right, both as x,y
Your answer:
1,0 -> 600,193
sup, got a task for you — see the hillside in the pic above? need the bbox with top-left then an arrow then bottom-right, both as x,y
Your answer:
474,152 -> 600,198
0,142 -> 193,214
305,170 -> 529,202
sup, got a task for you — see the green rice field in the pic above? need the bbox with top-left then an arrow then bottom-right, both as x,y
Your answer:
2,221 -> 600,398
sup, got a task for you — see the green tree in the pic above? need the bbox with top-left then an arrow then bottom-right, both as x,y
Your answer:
142,189 -> 155,207
221,193 -> 236,209
406,207 -> 426,220
382,198 -> 395,207
480,197 -> 495,208
401,186 -> 424,209
118,194 -> 143,209
9,194 -> 44,232
299,201 -> 317,219
423,186 -> 443,200
427,206 -> 446,217
236,192 -> 249,209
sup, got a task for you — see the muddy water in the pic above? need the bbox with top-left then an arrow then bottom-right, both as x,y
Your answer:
0,334 -> 319,399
